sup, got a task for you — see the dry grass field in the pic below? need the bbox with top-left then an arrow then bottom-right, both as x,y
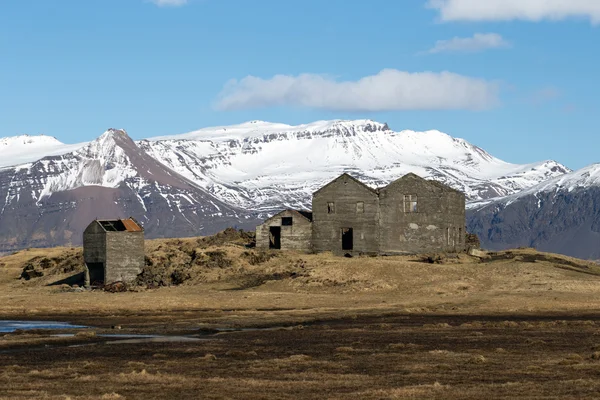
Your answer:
2,234 -> 600,399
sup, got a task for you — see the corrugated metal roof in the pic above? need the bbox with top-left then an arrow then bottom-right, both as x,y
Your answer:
96,218 -> 143,232
121,218 -> 143,232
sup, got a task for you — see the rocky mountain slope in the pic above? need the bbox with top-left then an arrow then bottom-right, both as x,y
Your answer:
139,120 -> 569,211
467,164 -> 600,259
0,119 -> 570,252
0,129 -> 257,252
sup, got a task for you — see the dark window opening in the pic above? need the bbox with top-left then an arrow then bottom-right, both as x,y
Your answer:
356,201 -> 364,213
341,228 -> 353,251
328,202 -> 335,214
404,195 -> 418,213
281,217 -> 293,226
269,227 -> 281,249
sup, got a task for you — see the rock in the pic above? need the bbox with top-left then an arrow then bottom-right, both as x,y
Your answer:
468,248 -> 489,259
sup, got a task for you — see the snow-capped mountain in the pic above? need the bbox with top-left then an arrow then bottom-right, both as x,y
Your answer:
0,129 -> 258,252
467,164 -> 600,259
0,119 -> 571,252
0,134 -> 86,169
138,119 -> 569,211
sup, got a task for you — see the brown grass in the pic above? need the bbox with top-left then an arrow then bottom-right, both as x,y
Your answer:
2,242 -> 600,319
3,241 -> 600,398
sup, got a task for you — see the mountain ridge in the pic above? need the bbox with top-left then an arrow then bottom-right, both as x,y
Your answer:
0,119 -> 573,252
0,128 -> 259,252
467,163 -> 600,259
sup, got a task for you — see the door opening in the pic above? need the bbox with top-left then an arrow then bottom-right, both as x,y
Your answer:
269,226 -> 281,249
86,262 -> 105,286
341,228 -> 354,251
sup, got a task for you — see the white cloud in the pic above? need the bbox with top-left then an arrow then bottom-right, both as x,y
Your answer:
427,0 -> 600,23
426,33 -> 511,54
150,0 -> 188,7
215,69 -> 500,112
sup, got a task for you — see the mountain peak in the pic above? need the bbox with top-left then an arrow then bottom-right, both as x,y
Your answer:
101,128 -> 129,138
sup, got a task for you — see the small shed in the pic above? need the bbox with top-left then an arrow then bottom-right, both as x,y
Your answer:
255,209 -> 313,251
83,217 -> 145,285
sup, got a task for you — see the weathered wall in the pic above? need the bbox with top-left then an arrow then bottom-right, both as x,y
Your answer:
312,174 -> 380,255
105,231 -> 145,284
379,175 -> 465,254
256,210 -> 312,251
83,222 -> 106,284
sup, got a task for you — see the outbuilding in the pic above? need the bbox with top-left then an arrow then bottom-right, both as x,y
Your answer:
255,209 -> 313,251
83,217 -> 145,285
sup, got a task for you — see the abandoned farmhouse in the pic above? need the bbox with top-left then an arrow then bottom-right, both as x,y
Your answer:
83,217 -> 145,285
81,173 -> 464,285
256,173 -> 466,255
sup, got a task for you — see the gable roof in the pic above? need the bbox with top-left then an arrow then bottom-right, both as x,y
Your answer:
262,209 -> 313,225
313,173 -> 378,197
296,210 -> 314,222
380,173 -> 462,194
95,217 -> 144,232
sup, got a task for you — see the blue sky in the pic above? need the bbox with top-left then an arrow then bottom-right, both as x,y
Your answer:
1,0 -> 599,169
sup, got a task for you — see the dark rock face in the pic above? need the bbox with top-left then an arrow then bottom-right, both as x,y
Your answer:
467,188 -> 600,260
0,130 -> 260,252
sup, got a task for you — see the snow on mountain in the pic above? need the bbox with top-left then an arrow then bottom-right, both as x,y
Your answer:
466,163 -> 600,259
0,134 -> 87,169
0,120 -> 574,252
469,163 -> 600,210
37,129 -> 140,199
139,119 -> 570,212
0,129 -> 259,252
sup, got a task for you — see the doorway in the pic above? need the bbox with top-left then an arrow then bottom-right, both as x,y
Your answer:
86,262 -> 105,285
269,226 -> 281,249
341,228 -> 353,251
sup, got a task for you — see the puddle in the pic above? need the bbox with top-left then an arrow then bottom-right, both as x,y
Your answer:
104,336 -> 204,345
52,334 -> 161,339
0,320 -> 87,333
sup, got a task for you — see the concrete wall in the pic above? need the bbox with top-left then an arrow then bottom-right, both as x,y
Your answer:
312,174 -> 380,255
83,221 -> 145,284
83,222 -> 106,284
256,210 -> 312,251
105,231 -> 145,284
379,174 -> 465,254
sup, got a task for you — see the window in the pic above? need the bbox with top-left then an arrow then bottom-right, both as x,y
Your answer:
327,202 -> 335,214
356,201 -> 364,213
404,195 -> 417,213
281,217 -> 293,226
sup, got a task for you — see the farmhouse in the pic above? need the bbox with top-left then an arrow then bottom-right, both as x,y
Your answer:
256,173 -> 466,255
83,217 -> 145,285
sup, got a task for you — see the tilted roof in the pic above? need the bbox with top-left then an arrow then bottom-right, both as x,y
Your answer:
96,217 -> 143,232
